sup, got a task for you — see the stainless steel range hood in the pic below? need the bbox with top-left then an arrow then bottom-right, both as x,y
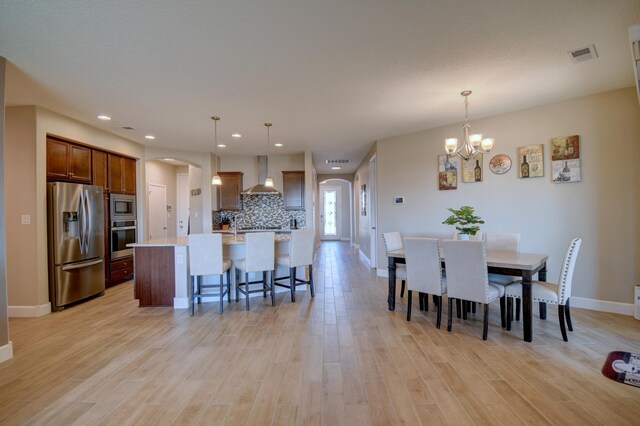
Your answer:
241,156 -> 280,195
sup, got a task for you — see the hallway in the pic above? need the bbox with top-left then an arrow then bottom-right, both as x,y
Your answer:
1,241 -> 639,425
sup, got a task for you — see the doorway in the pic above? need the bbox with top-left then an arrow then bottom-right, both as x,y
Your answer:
320,186 -> 341,240
176,173 -> 189,236
369,155 -> 377,268
148,183 -> 167,240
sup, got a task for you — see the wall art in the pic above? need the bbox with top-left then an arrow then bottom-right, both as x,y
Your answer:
462,153 -> 483,183
551,135 -> 581,183
517,144 -> 544,178
489,154 -> 512,175
438,155 -> 459,190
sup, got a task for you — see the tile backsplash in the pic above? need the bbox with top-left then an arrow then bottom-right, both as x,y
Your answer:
213,194 -> 306,230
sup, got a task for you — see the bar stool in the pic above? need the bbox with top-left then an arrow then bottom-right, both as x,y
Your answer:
188,233 -> 232,315
274,229 -> 315,302
235,232 -> 276,310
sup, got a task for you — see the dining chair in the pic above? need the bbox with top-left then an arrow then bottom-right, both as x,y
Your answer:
485,232 -> 521,326
188,233 -> 232,314
403,237 -> 447,328
274,229 -> 315,302
382,231 -> 407,298
505,238 -> 582,341
235,232 -> 276,310
442,239 -> 504,340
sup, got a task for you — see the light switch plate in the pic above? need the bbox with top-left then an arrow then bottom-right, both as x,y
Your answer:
21,215 -> 31,225
177,255 -> 184,264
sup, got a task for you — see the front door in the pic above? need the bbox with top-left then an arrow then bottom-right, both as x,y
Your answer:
320,186 -> 341,240
148,183 -> 167,240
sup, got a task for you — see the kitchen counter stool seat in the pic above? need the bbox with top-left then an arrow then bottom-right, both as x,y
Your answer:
235,232 -> 276,310
274,229 -> 315,302
188,233 -> 232,315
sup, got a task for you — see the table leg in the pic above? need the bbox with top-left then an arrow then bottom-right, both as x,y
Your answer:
538,264 -> 548,320
388,257 -> 396,311
522,270 -> 533,342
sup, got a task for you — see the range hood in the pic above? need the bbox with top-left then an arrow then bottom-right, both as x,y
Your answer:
241,156 -> 280,195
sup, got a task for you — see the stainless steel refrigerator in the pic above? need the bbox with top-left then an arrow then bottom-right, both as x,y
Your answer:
47,182 -> 105,311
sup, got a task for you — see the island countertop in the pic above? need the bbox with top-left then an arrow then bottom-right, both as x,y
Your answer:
128,233 -> 291,248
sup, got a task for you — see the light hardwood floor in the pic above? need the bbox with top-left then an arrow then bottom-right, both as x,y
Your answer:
1,241 -> 639,425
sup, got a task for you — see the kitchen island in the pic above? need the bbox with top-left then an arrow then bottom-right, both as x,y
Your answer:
128,233 -> 302,308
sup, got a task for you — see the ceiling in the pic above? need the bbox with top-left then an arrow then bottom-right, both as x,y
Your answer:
1,1 -> 639,174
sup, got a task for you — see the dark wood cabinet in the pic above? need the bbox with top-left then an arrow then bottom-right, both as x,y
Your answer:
46,137 -> 92,183
92,150 -> 108,188
110,256 -> 135,283
108,153 -> 136,194
216,172 -> 243,211
282,171 -> 305,210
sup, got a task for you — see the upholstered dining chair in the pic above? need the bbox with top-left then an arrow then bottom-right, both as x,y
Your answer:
442,239 -> 505,340
505,238 -> 582,341
403,238 -> 447,328
235,232 -> 276,310
485,232 -> 521,327
382,232 -> 407,298
188,233 -> 232,314
274,229 -> 315,302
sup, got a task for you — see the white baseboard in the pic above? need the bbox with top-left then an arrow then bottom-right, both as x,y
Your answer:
341,237 -> 350,242
359,250 -> 370,266
174,297 -> 189,309
377,268 -> 388,278
571,296 -> 634,316
8,303 -> 52,318
0,342 -> 13,364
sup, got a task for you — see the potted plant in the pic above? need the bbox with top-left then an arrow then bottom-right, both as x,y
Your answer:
442,206 -> 485,239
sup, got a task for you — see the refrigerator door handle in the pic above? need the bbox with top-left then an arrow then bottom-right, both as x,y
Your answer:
83,189 -> 90,254
78,188 -> 85,254
62,258 -> 103,271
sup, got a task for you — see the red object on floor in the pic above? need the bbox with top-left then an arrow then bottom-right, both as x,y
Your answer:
602,351 -> 640,387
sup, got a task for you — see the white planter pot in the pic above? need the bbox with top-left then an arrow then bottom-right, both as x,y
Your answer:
458,233 -> 470,240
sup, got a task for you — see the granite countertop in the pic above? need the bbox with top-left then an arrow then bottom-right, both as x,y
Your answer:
128,233 -> 290,247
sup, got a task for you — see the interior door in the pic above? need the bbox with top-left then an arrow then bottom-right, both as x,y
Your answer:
176,173 -> 189,237
148,183 -> 167,240
320,186 -> 341,240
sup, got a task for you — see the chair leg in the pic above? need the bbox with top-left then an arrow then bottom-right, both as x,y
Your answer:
270,270 -> 275,307
447,297 -> 453,332
197,276 -> 202,304
500,296 -> 506,328
558,305 -> 568,342
436,295 -> 442,329
245,272 -> 250,311
235,268 -> 240,302
462,301 -> 468,320
406,290 -> 413,321
506,297 -> 512,331
290,267 -> 296,302
424,293 -> 429,312
400,280 -> 406,298
418,292 -> 424,311
189,275 -> 195,316
565,298 -> 573,332
263,271 -> 267,298
482,304 -> 489,341
539,302 -> 547,320
472,302 -> 477,314
309,265 -> 315,297
219,274 -> 224,314
227,269 -> 232,303
456,299 -> 462,319
515,299 -> 521,321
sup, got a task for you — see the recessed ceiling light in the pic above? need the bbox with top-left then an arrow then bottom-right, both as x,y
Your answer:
145,135 -> 156,140
274,143 -> 283,147
164,158 -> 174,161
232,133 -> 242,138
217,144 -> 226,148
97,115 -> 111,121
331,166 -> 342,170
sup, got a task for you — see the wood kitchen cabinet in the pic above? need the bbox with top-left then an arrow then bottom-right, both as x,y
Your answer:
108,153 -> 136,194
282,171 -> 305,210
92,150 -> 108,188
46,137 -> 92,183
216,172 -> 243,211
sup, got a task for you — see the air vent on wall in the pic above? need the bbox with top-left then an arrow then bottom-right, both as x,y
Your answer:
122,126 -> 135,130
325,159 -> 350,164
567,44 -> 598,63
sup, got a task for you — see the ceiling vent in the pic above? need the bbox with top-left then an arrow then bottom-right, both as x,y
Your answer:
122,126 -> 135,130
325,159 -> 349,164
630,24 -> 640,104
567,44 -> 598,64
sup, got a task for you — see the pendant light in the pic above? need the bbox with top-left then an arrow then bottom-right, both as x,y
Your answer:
211,116 -> 222,186
264,122 -> 274,187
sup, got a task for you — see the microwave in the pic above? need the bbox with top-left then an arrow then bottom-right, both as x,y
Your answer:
110,194 -> 136,221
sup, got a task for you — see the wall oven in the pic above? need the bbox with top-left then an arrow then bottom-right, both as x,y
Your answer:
111,220 -> 136,259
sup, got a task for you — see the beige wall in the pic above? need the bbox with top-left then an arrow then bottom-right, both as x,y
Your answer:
145,160 -> 178,238
376,87 -> 640,304
4,106 -> 145,310
355,145 -> 376,259
320,179 -> 352,241
0,57 -> 9,349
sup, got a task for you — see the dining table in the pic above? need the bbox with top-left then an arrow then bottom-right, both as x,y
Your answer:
387,248 -> 548,342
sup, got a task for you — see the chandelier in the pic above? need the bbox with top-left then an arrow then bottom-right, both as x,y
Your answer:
211,116 -> 222,185
444,90 -> 494,161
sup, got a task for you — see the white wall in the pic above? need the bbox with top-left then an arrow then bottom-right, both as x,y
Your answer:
376,87 -> 640,305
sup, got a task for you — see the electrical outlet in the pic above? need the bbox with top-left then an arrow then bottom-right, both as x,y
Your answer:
21,215 -> 31,225
177,254 -> 184,264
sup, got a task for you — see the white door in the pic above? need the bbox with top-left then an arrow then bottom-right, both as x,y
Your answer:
176,173 -> 189,236
369,155 -> 377,268
148,183 -> 167,240
320,186 -> 341,240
